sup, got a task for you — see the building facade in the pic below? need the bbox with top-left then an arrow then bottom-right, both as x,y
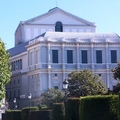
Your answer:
6,7 -> 120,109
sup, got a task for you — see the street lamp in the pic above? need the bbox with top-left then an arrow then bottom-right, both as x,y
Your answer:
63,79 -> 69,90
63,79 -> 69,120
13,98 -> 17,110
28,93 -> 32,118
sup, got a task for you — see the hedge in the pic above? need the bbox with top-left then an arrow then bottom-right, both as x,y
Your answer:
52,103 -> 65,120
33,110 -> 52,120
5,110 -> 12,120
2,113 -> 6,120
66,97 -> 80,120
11,110 -> 21,120
21,106 -> 39,120
80,95 -> 118,120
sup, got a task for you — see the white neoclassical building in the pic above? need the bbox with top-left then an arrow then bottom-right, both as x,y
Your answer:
6,7 -> 120,109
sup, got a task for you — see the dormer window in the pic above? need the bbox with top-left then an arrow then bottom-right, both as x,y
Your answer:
55,21 -> 63,32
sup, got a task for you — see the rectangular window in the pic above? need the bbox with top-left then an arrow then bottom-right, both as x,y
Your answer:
52,50 -> 58,63
111,50 -> 117,63
18,89 -> 20,98
14,90 -> 16,98
67,50 -> 73,63
81,50 -> 88,63
18,60 -> 20,70
10,91 -> 11,99
20,59 -> 22,69
13,62 -> 15,71
12,62 -> 13,71
96,50 -> 102,63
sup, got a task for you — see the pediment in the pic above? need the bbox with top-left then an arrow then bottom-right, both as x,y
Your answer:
23,7 -> 95,26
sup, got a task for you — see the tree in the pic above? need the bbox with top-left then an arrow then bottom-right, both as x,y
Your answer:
67,69 -> 107,97
112,82 -> 120,94
111,62 -> 120,93
0,39 -> 11,103
112,62 -> 120,80
39,88 -> 65,108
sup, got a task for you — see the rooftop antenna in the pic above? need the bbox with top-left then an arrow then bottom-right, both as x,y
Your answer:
56,1 -> 57,7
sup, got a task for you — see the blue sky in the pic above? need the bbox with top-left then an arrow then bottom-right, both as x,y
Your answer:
0,0 -> 120,49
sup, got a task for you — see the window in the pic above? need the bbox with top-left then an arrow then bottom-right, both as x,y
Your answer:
111,50 -> 117,63
55,21 -> 63,32
18,79 -> 20,84
55,74 -> 57,77
54,86 -> 58,89
12,62 -> 14,71
14,80 -> 15,85
67,50 -> 73,63
20,59 -> 22,69
14,90 -> 16,98
98,74 -> 101,76
81,50 -> 88,63
18,89 -> 20,98
13,62 -> 15,70
52,50 -> 58,63
10,91 -> 11,99
11,59 -> 22,71
96,50 -> 102,63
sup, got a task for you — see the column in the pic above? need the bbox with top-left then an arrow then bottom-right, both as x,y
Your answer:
105,42 -> 110,88
48,71 -> 51,89
48,43 -> 51,69
105,43 -> 109,69
62,70 -> 65,89
76,43 -> 79,69
28,51 -> 30,66
91,42 -> 94,72
62,43 -> 65,69
106,71 -> 110,89
39,73 -> 42,95
39,45 -> 42,68
34,48 -> 36,64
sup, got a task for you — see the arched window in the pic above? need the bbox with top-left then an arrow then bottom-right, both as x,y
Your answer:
55,21 -> 63,32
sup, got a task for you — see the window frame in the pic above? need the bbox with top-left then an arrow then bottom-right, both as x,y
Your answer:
81,50 -> 88,63
96,50 -> 102,63
55,21 -> 63,32
52,50 -> 58,63
67,50 -> 73,63
111,50 -> 117,63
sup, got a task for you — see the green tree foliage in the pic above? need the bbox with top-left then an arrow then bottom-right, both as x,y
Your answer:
67,69 -> 107,97
112,62 -> 120,80
0,39 -> 11,102
112,82 -> 120,94
39,88 -> 65,108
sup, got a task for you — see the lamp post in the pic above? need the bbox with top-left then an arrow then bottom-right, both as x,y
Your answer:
63,79 -> 69,120
28,93 -> 32,120
13,98 -> 16,110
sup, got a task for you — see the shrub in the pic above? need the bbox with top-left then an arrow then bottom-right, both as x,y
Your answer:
80,95 -> 118,120
38,104 -> 48,110
35,110 -> 52,120
11,110 -> 21,120
52,103 -> 65,120
66,97 -> 80,120
21,106 -> 38,120
5,110 -> 12,120
2,113 -> 6,120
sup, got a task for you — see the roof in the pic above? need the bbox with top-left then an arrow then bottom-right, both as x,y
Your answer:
8,41 -> 28,57
20,7 -> 95,26
28,32 -> 120,46
9,32 -> 120,57
43,32 -> 120,39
